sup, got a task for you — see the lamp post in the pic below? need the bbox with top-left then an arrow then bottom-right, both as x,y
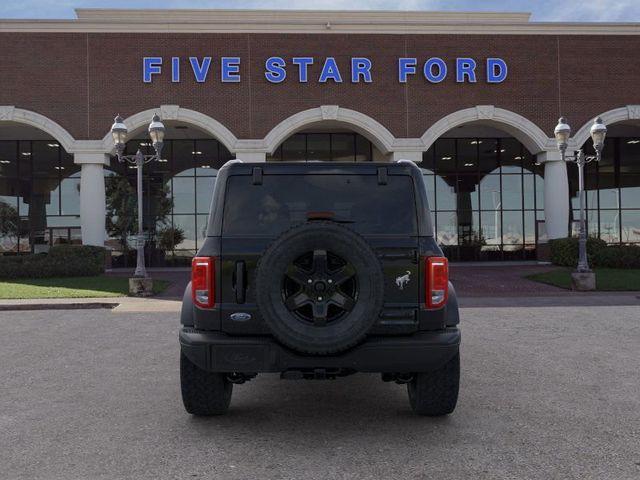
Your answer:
553,116 -> 607,286
110,114 -> 165,280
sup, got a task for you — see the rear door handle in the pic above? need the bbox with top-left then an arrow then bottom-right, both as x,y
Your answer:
234,261 -> 246,304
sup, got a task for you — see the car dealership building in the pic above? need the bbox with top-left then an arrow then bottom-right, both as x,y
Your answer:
1,9 -> 640,264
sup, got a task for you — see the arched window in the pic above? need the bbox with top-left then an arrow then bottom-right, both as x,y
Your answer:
422,136 -> 544,261
0,139 -> 79,253
106,137 -> 231,267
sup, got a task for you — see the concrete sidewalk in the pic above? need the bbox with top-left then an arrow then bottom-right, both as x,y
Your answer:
0,296 -> 182,313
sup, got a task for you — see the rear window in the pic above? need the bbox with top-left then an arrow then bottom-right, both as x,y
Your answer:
222,174 -> 417,236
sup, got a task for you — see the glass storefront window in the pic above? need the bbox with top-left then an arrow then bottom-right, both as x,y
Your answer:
621,210 -> 640,243
196,176 -> 216,214
435,139 -> 456,175
331,134 -> 355,162
479,175 -> 501,211
0,141 -> 18,177
60,175 -> 80,215
500,138 -> 523,173
502,211 -> 524,248
0,140 -> 78,253
172,214 -> 197,252
568,136 -> 640,244
270,132 -> 374,162
282,134 -> 306,161
173,140 -> 195,176
435,175 -> 456,211
478,139 -> 499,172
436,211 -> 457,246
620,176 -> 640,208
599,210 -> 620,243
306,134 -> 331,162
501,175 -> 523,211
524,211 -> 536,245
425,136 -> 546,260
523,174 -> 536,210
104,138 -> 231,267
172,177 -> 195,214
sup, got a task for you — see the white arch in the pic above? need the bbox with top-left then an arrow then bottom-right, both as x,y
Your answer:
0,106 -> 76,153
263,106 -> 396,155
572,105 -> 640,148
421,105 -> 553,154
100,105 -> 239,154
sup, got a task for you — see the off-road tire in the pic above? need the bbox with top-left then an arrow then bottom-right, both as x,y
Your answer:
407,352 -> 460,416
180,352 -> 232,416
255,221 -> 384,355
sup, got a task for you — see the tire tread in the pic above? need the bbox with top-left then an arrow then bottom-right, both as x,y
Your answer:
180,352 -> 232,416
408,352 -> 460,416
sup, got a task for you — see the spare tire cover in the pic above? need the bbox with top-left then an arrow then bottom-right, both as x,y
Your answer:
255,221 -> 384,355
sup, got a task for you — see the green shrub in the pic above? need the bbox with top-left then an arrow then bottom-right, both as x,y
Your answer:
593,245 -> 640,269
550,237 -> 640,269
549,237 -> 607,267
0,245 -> 106,279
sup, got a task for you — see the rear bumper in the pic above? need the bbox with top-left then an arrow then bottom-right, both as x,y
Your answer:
179,327 -> 460,373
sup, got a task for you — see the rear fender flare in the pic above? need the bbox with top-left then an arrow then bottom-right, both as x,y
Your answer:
180,281 -> 195,327
445,281 -> 460,326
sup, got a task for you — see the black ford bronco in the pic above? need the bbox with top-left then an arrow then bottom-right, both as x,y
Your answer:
179,160 -> 460,416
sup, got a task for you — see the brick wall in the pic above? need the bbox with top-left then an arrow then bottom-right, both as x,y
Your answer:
1,32 -> 639,142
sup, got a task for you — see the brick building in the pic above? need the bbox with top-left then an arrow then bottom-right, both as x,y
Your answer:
1,9 -> 639,264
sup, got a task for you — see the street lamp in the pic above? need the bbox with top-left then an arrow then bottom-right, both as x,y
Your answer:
554,116 -> 607,277
110,113 -> 165,279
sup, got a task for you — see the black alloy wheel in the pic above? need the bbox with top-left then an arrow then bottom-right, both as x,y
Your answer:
255,222 -> 384,355
282,249 -> 357,327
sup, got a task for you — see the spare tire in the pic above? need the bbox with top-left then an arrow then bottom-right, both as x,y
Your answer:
255,222 -> 384,355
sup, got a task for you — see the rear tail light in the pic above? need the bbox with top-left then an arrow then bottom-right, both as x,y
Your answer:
192,256 -> 215,308
425,256 -> 449,309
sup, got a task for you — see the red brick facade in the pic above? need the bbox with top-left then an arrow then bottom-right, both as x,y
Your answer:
1,32 -> 639,141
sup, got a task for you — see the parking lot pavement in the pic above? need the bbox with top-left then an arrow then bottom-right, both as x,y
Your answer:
1,307 -> 639,480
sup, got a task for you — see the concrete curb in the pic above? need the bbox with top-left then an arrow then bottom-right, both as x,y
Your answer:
0,302 -> 119,312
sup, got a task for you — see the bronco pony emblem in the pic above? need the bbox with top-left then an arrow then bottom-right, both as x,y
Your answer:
395,271 -> 411,290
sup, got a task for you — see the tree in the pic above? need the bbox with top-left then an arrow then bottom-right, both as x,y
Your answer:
157,226 -> 185,252
0,201 -> 21,252
105,175 -> 172,252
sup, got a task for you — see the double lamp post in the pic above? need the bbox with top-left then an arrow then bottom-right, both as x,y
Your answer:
110,114 -> 165,293
553,116 -> 607,289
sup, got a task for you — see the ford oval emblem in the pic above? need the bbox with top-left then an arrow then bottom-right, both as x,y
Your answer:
230,312 -> 252,322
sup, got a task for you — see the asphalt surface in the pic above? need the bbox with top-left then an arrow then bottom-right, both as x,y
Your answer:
1,307 -> 639,480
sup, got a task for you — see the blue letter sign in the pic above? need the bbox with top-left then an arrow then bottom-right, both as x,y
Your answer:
171,57 -> 180,83
143,57 -> 162,83
265,57 -> 287,83
142,55 -> 508,84
319,57 -> 343,83
221,57 -> 241,83
189,57 -> 211,83
487,58 -> 508,83
292,57 -> 314,82
398,58 -> 417,83
456,58 -> 477,83
351,58 -> 372,83
424,58 -> 447,83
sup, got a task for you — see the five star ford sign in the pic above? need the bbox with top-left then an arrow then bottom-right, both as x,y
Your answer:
142,57 -> 508,84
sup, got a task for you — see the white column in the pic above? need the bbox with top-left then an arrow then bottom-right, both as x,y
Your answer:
75,152 -> 109,246
538,151 -> 569,239
234,151 -> 267,162
391,151 -> 423,163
